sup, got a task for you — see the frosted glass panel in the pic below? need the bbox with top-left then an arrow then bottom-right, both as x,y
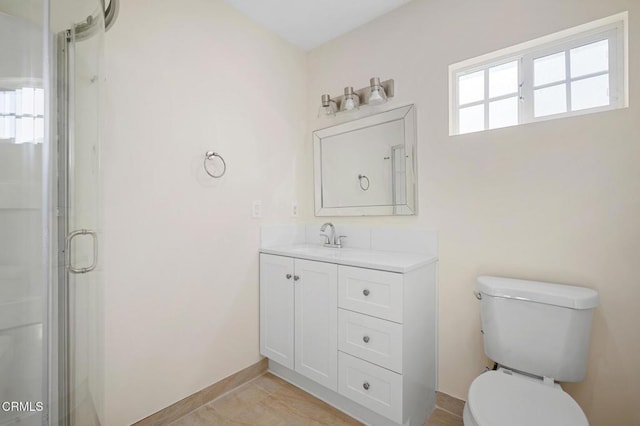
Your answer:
571,40 -> 608,78
534,52 -> 566,87
489,61 -> 518,98
534,84 -> 567,117
489,97 -> 518,129
459,104 -> 484,134
571,74 -> 609,111
459,70 -> 484,105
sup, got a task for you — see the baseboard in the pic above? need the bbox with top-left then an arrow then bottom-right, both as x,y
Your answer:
133,358 -> 268,425
435,391 -> 465,417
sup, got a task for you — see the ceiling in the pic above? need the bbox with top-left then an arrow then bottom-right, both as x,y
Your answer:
224,0 -> 413,51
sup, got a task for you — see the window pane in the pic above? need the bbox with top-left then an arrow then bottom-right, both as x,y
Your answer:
458,104 -> 485,134
5,91 -> 16,113
35,117 -> 44,140
571,74 -> 609,111
534,51 -> 566,87
458,70 -> 484,105
489,97 -> 518,129
35,89 -> 45,116
570,39 -> 608,78
489,61 -> 518,98
16,117 -> 34,143
21,88 -> 35,116
534,83 -> 567,117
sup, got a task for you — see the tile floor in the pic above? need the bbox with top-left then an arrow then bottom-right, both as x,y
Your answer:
170,373 -> 463,425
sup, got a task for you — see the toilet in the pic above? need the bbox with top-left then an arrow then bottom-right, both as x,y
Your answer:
463,276 -> 599,426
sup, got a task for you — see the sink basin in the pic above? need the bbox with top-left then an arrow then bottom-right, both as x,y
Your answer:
285,245 -> 341,257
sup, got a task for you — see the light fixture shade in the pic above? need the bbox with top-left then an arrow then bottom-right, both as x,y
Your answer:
318,94 -> 337,116
340,86 -> 360,111
368,77 -> 388,105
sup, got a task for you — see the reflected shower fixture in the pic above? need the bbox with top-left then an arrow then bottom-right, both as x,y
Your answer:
340,87 -> 360,111
318,94 -> 338,117
319,77 -> 394,116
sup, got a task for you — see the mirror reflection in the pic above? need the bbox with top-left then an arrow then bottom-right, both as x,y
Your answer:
313,104 -> 417,216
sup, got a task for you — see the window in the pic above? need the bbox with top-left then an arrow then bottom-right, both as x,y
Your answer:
0,87 -> 45,144
450,12 -> 628,135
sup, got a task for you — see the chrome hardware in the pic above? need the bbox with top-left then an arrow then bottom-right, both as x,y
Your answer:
474,290 -> 482,300
363,382 -> 370,390
286,274 -> 292,279
358,174 -> 370,191
204,151 -> 227,178
363,336 -> 370,343
65,229 -> 98,274
293,275 -> 300,281
320,222 -> 335,245
320,222 -> 346,248
363,289 -> 370,296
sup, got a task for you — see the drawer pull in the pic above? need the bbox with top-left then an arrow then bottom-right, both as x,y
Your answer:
363,382 -> 370,390
363,289 -> 370,296
363,335 -> 370,343
286,273 -> 292,279
293,275 -> 300,281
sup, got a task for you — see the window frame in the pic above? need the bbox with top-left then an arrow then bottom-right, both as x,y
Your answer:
449,12 -> 628,136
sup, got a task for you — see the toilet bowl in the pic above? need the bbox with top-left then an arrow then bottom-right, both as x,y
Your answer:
465,276 -> 599,426
463,370 -> 588,426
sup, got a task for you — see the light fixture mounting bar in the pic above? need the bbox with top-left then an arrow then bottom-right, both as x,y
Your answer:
333,79 -> 394,107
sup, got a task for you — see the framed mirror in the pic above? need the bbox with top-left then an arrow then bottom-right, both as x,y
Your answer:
313,104 -> 417,216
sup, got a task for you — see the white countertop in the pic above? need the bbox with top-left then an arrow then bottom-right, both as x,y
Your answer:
260,244 -> 437,273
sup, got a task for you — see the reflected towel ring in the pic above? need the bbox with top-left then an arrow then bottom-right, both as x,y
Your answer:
358,174 -> 370,191
204,151 -> 227,178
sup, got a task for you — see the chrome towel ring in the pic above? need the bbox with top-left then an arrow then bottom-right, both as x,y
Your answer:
204,151 -> 226,178
358,174 -> 370,191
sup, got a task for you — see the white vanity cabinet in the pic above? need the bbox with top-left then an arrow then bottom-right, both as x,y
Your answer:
259,254 -> 338,391
259,246 -> 437,426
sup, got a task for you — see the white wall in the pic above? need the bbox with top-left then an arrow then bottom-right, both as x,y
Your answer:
304,1 -> 640,425
102,0 -> 306,424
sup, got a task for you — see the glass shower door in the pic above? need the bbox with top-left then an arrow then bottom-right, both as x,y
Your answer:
0,2 -> 47,425
56,7 -> 105,425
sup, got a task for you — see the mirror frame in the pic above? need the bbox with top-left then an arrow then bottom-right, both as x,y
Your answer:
313,104 -> 417,216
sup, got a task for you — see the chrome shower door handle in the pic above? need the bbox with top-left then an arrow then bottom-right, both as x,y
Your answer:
66,229 -> 98,274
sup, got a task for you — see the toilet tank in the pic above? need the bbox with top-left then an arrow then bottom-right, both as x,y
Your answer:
477,276 -> 599,382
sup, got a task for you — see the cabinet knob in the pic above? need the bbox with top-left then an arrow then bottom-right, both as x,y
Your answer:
363,336 -> 370,343
293,275 -> 300,281
363,289 -> 370,296
363,382 -> 370,390
286,274 -> 292,279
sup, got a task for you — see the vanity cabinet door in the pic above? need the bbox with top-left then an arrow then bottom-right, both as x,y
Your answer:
294,259 -> 338,391
259,254 -> 295,369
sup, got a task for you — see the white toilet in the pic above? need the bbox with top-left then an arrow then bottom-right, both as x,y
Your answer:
463,275 -> 599,426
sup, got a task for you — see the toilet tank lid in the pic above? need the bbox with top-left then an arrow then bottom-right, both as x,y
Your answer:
477,276 -> 599,309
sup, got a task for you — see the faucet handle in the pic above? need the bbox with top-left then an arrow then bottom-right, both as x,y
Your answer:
319,234 -> 330,244
336,235 -> 347,247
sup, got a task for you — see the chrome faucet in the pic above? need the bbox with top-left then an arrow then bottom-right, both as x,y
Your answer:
320,222 -> 346,248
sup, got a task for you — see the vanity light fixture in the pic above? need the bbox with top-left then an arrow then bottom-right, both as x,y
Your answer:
368,77 -> 388,105
319,77 -> 394,116
318,94 -> 338,117
340,87 -> 360,111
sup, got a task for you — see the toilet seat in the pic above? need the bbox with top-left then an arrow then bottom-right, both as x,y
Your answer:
467,371 -> 588,426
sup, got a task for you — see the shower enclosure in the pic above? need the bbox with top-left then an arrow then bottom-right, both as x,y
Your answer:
0,0 -> 117,424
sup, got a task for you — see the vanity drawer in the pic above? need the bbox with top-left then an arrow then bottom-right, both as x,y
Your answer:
338,351 -> 403,423
338,266 -> 403,323
338,309 -> 403,373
